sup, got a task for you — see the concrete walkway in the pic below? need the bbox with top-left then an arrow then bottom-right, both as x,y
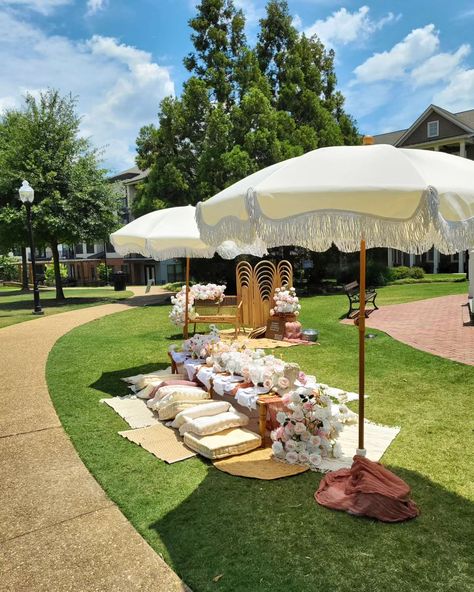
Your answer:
344,294 -> 473,366
0,287 -> 190,591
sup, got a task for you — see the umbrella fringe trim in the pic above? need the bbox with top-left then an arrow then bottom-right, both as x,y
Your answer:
197,187 -> 474,255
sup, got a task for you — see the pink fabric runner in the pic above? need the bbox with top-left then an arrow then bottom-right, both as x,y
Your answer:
315,455 -> 419,522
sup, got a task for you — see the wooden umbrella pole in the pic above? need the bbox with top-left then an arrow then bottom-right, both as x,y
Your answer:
184,257 -> 190,339
357,239 -> 367,455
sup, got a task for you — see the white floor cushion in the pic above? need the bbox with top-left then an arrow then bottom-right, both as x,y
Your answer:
184,428 -> 262,460
179,410 -> 249,436
158,399 -> 214,421
171,401 -> 232,429
148,387 -> 209,411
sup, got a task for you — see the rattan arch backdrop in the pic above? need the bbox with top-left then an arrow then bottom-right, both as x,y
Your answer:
236,260 -> 293,329
236,261 -> 254,328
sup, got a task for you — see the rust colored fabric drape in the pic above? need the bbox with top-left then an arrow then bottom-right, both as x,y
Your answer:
315,455 -> 419,522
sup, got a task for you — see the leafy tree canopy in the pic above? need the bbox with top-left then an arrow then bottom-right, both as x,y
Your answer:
0,89 -> 119,299
135,0 -> 360,215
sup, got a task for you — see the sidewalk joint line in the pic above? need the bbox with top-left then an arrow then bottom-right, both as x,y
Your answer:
1,502 -> 116,545
0,424 -> 61,440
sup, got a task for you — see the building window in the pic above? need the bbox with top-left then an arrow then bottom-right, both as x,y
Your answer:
427,120 -> 439,138
167,262 -> 184,283
75,243 -> 84,255
86,243 -> 95,254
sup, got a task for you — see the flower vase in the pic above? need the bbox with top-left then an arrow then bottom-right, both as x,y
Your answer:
284,320 -> 302,340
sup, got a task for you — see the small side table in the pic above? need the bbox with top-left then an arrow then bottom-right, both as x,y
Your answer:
257,394 -> 282,447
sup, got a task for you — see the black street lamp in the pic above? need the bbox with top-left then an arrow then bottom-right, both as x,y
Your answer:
18,180 -> 44,315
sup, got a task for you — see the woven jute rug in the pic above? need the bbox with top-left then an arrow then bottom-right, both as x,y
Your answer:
213,447 -> 309,479
119,422 -> 196,464
213,420 -> 400,479
101,396 -> 159,429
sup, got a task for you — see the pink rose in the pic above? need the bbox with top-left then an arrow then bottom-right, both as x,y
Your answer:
278,377 -> 290,389
274,426 -> 285,440
281,393 -> 292,404
263,378 -> 273,390
285,422 -> 295,435
303,402 -> 313,411
294,422 -> 306,435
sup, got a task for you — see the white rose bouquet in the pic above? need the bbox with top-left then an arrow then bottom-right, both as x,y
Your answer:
271,385 -> 356,470
270,286 -> 301,316
169,284 -> 226,327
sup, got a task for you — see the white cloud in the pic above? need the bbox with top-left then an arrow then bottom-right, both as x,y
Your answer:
434,68 -> 474,112
292,13 -> 302,30
354,24 -> 439,83
304,6 -> 398,48
234,0 -> 263,26
0,0 -> 71,15
410,44 -> 471,88
0,12 -> 175,170
86,0 -> 107,16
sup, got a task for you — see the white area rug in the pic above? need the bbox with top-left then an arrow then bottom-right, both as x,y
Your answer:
317,420 -> 400,472
100,395 -> 159,428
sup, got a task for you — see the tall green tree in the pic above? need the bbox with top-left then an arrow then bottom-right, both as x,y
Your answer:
184,0 -> 246,105
0,90 -> 118,300
135,0 -> 359,216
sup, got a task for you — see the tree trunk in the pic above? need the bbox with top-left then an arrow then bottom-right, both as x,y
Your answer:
21,246 -> 30,291
51,242 -> 65,301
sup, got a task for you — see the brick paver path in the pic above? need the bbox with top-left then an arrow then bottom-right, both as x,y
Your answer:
0,287 -> 190,592
344,294 -> 473,365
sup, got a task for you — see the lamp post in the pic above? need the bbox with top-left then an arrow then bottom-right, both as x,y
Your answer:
18,180 -> 43,315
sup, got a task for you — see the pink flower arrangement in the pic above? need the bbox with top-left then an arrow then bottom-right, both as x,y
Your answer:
271,385 -> 357,471
270,286 -> 301,316
169,283 -> 226,326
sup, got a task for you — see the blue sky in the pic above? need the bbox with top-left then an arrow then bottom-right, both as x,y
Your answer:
1,0 -> 474,172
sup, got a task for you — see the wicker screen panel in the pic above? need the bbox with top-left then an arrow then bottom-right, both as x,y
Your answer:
253,260 -> 277,328
277,260 -> 293,289
236,261 -> 253,328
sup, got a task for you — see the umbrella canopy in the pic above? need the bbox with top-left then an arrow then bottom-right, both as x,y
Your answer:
110,205 -> 267,260
196,144 -> 474,254
196,143 -> 474,455
110,204 -> 267,340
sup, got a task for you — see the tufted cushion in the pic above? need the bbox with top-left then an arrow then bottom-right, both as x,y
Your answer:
184,428 -> 262,459
148,388 -> 210,412
139,373 -> 186,388
171,401 -> 232,429
157,399 -> 214,421
138,380 -> 200,400
135,382 -> 163,400
179,410 -> 249,436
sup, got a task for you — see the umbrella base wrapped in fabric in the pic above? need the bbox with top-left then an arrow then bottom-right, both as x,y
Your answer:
315,455 -> 419,522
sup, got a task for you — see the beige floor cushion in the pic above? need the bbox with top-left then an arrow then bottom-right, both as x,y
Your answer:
171,401 -> 232,429
183,428 -> 262,460
179,410 -> 249,436
148,387 -> 210,412
158,399 -> 214,421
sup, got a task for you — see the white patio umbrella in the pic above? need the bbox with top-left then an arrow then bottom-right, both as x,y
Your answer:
196,142 -> 474,454
110,205 -> 267,338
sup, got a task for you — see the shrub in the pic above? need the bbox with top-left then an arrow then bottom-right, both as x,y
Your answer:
387,266 -> 424,282
44,263 -> 68,286
387,266 -> 411,281
97,262 -> 113,282
0,254 -> 19,281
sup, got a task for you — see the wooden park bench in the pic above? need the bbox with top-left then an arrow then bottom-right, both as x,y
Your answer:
344,281 -> 378,319
192,295 -> 242,337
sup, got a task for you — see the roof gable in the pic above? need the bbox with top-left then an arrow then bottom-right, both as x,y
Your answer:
395,105 -> 474,147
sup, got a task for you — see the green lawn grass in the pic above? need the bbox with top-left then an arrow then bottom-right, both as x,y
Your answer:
46,282 -> 474,592
0,286 -> 133,329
